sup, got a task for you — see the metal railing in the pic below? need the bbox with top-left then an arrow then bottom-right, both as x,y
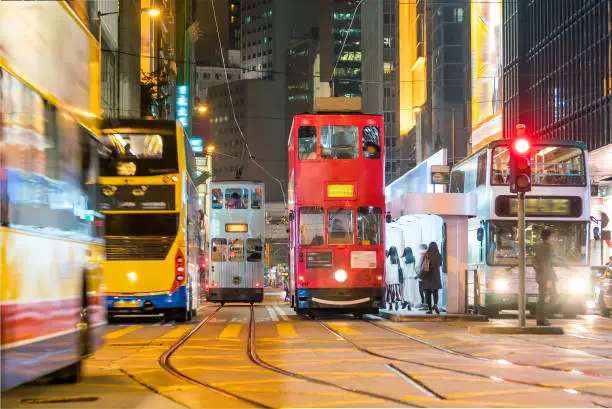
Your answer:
465,269 -> 480,314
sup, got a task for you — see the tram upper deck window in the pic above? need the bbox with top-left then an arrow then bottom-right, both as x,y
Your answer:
252,187 -> 262,209
320,125 -> 358,159
212,238 -> 228,261
491,145 -> 586,186
247,238 -> 263,262
298,126 -> 317,160
225,188 -> 249,209
229,239 -> 245,261
299,206 -> 324,246
212,188 -> 224,209
328,208 -> 354,245
357,207 -> 382,245
362,127 -> 381,159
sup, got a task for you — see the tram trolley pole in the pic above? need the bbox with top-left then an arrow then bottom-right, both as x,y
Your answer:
518,192 -> 526,328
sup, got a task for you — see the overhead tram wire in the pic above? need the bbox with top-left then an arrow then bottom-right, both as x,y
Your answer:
209,0 -> 288,212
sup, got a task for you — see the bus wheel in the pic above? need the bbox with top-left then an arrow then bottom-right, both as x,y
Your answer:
173,308 -> 191,322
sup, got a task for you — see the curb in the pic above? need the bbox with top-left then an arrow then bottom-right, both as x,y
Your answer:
379,311 -> 489,322
468,325 -> 564,335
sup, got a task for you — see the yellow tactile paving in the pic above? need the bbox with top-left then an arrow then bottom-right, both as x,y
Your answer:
276,322 -> 297,337
218,323 -> 243,338
384,325 -> 425,335
325,323 -> 361,335
103,325 -> 143,340
159,325 -> 193,339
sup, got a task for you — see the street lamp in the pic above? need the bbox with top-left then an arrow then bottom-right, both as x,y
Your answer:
196,105 -> 209,114
206,144 -> 215,154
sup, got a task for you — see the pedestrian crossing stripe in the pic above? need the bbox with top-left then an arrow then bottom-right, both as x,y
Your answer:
219,324 -> 243,338
160,325 -> 192,339
276,323 -> 297,337
385,325 -> 425,335
326,323 -> 361,335
103,325 -> 143,339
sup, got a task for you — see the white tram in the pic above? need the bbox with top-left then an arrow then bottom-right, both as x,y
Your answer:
451,140 -> 591,318
206,180 -> 265,304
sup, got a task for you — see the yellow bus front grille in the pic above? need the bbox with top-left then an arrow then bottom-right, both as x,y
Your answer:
105,237 -> 174,261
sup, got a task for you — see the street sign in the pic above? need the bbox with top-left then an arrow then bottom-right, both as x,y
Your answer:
431,165 -> 450,185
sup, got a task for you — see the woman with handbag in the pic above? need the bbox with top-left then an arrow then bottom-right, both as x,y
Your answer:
400,247 -> 420,310
384,246 -> 404,311
419,242 -> 443,314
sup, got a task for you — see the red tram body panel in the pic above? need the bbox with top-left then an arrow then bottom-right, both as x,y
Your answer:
288,111 -> 385,314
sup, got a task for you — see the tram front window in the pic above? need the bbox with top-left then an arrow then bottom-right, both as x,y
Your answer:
229,239 -> 245,261
328,208 -> 354,245
212,238 -> 228,261
299,207 -> 324,246
487,221 -> 587,265
357,207 -> 382,245
320,125 -> 358,159
491,145 -> 586,186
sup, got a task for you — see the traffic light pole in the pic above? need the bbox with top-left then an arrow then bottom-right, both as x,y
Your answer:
518,191 -> 526,328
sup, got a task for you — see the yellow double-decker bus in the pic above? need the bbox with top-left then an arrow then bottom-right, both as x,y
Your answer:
1,2 -> 105,390
99,119 -> 202,322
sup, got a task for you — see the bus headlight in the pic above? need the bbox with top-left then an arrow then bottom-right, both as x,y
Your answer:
568,278 -> 588,294
494,278 -> 509,292
334,269 -> 347,283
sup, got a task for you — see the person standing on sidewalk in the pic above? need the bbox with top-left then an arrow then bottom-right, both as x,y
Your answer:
385,246 -> 403,311
420,242 -> 443,314
534,229 -> 558,326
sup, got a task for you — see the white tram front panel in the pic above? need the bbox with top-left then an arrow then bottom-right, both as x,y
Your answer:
207,181 -> 265,303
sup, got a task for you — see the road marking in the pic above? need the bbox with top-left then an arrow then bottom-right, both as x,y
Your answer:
274,305 -> 290,321
276,323 -> 297,337
219,324 -> 243,339
266,306 -> 279,322
103,326 -> 143,340
325,323 -> 361,335
384,325 -> 424,335
160,325 -> 192,339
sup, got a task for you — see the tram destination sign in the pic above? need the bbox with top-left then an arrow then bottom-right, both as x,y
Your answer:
306,252 -> 333,269
495,196 -> 582,218
431,165 -> 451,185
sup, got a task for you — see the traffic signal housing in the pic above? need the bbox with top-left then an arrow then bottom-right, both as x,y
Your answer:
509,127 -> 532,193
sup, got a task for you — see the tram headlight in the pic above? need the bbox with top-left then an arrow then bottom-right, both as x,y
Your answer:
334,269 -> 348,283
494,278 -> 509,292
568,278 -> 588,294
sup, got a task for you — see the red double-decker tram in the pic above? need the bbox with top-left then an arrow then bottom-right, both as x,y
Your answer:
288,98 -> 385,316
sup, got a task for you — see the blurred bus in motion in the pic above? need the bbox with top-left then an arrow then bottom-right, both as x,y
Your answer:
99,119 -> 202,322
452,140 -> 591,318
287,98 -> 385,316
206,180 -> 265,304
1,1 -> 105,390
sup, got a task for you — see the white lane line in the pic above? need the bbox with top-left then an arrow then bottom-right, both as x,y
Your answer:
266,306 -> 279,322
274,305 -> 289,321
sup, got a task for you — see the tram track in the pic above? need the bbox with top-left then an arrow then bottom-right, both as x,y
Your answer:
247,306 -> 423,408
367,319 -> 612,379
313,318 -> 612,402
159,306 -> 272,409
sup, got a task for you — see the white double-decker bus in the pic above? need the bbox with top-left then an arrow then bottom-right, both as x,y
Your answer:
451,140 -> 590,318
206,180 -> 265,304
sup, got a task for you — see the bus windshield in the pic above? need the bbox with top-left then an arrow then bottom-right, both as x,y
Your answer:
491,145 -> 586,186
320,125 -> 358,159
100,133 -> 179,176
487,221 -> 587,266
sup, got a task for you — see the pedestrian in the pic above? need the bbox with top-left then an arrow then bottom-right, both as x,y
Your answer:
534,229 -> 558,326
283,275 -> 289,302
419,242 -> 443,314
401,247 -> 420,310
416,244 -> 428,309
384,246 -> 404,311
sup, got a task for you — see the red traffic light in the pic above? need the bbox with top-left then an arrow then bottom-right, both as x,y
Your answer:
513,138 -> 530,154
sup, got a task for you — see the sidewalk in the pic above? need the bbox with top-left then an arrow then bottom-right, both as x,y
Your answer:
379,306 -> 488,322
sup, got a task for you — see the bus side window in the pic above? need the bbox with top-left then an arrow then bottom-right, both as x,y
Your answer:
212,188 -> 224,209
252,187 -> 262,209
298,126 -> 317,160
476,153 -> 487,186
362,126 -> 381,159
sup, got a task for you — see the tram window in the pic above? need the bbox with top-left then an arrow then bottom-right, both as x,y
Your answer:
320,125 -> 358,159
328,208 -> 354,245
225,188 -> 249,209
298,126 -> 317,160
251,187 -> 262,209
362,127 -> 381,159
229,239 -> 245,261
491,146 -> 586,186
476,153 -> 487,186
212,188 -> 224,209
299,206 -> 325,246
247,238 -> 263,262
212,238 -> 228,262
357,207 -> 382,245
